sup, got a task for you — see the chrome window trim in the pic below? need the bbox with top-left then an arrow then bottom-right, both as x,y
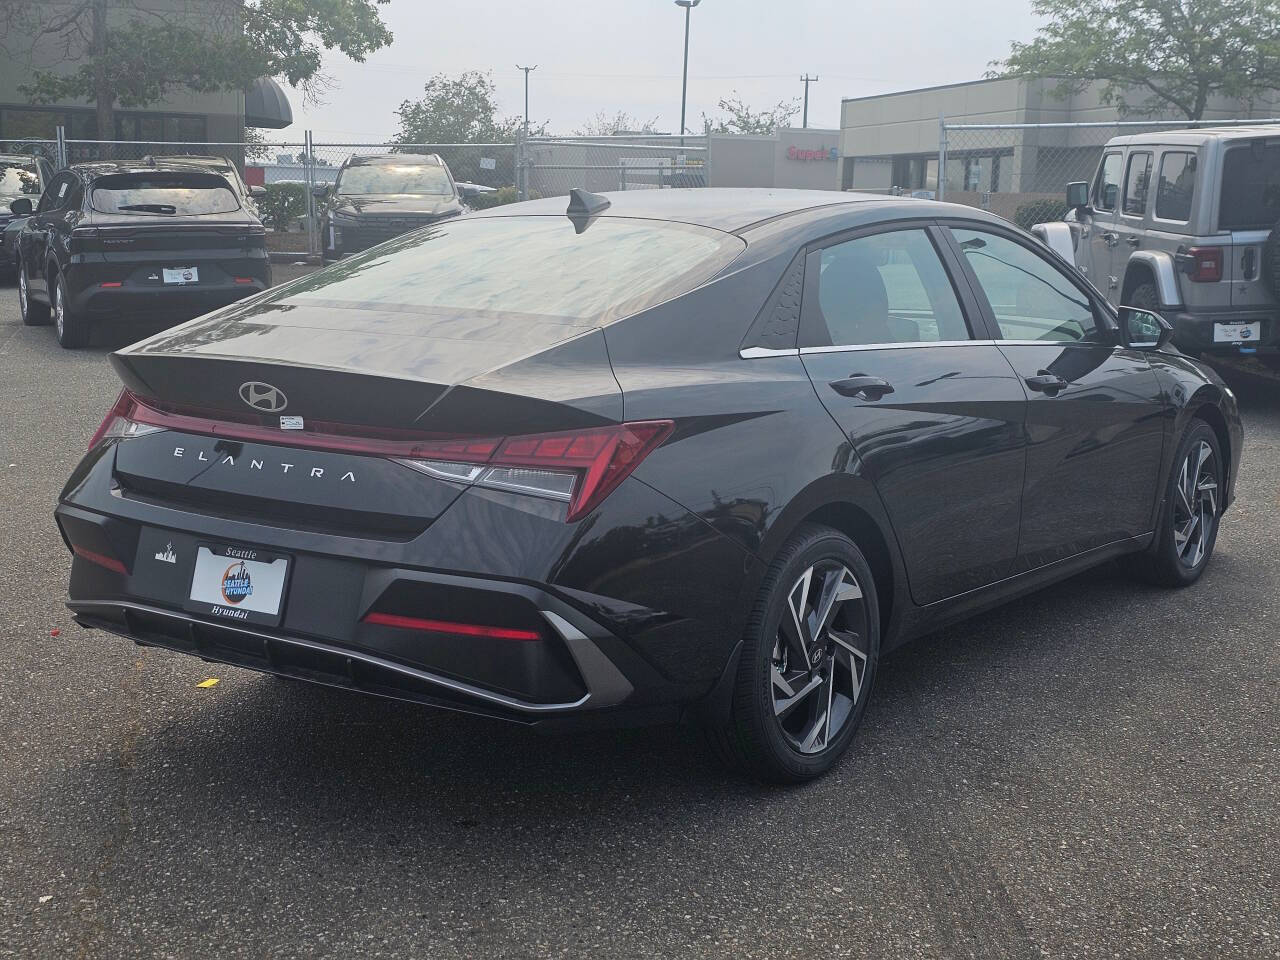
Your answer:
798,339 -> 993,355
739,346 -> 800,358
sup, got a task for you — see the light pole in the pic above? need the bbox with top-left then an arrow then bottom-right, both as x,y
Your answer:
675,0 -> 701,140
517,64 -> 537,135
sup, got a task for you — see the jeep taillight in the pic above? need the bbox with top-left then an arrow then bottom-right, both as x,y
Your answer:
1186,246 -> 1224,283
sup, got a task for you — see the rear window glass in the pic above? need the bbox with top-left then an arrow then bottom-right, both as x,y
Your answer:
270,215 -> 745,324
337,164 -> 452,195
90,173 -> 240,215
1220,142 -> 1280,230
1155,152 -> 1196,221
0,160 -> 41,195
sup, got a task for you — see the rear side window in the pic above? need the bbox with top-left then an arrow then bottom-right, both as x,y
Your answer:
805,229 -> 970,347
273,215 -> 745,324
1155,152 -> 1197,221
1122,152 -> 1153,216
1219,141 -> 1280,230
1094,152 -> 1122,211
90,173 -> 240,216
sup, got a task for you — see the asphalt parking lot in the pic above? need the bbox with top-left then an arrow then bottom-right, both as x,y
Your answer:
0,283 -> 1277,960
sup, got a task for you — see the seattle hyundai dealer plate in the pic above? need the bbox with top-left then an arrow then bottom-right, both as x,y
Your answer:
162,266 -> 199,285
1213,321 -> 1260,342
185,544 -> 289,625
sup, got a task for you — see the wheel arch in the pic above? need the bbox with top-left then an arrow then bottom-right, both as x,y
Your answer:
1122,251 -> 1182,309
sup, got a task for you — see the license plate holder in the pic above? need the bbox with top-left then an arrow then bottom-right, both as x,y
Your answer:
1213,321 -> 1260,343
184,544 -> 290,627
162,266 -> 199,285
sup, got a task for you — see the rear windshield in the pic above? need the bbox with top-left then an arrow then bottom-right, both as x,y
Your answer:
0,160 -> 41,196
90,173 -> 240,216
1219,142 -> 1280,230
337,164 -> 452,196
270,215 -> 745,324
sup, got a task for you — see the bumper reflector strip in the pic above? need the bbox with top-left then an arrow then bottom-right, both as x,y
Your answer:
72,544 -> 128,575
362,611 -> 541,641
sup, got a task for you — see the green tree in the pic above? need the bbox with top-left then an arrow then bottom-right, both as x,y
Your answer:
995,0 -> 1280,121
394,71 -> 546,144
0,0 -> 393,144
701,92 -> 800,135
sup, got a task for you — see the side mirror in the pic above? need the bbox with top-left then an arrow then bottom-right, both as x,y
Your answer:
312,184 -> 331,199
457,183 -> 480,199
9,198 -> 33,216
249,184 -> 267,198
1118,305 -> 1173,350
1065,181 -> 1089,209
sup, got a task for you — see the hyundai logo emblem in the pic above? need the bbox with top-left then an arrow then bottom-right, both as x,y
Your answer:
239,381 -> 288,413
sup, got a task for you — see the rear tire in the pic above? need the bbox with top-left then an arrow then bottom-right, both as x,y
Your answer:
709,523 -> 880,783
52,271 -> 88,349
1125,420 -> 1223,587
18,260 -> 49,326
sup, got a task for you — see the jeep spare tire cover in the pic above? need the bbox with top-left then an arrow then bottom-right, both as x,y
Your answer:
1263,219 -> 1280,302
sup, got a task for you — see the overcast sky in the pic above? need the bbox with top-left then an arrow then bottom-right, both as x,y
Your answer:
288,0 -> 1044,142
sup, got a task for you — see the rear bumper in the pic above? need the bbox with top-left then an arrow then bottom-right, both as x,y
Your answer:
1171,310 -> 1280,354
65,257 -> 270,319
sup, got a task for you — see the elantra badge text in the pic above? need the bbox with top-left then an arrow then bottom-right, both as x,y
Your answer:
239,381 -> 288,413
173,447 -> 356,483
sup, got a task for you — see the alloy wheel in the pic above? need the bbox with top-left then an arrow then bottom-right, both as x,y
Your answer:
53,280 -> 64,340
1173,439 -> 1218,569
771,561 -> 869,755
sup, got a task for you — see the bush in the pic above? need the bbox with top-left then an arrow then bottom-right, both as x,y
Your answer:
1014,199 -> 1070,230
259,181 -> 307,231
466,185 -> 522,210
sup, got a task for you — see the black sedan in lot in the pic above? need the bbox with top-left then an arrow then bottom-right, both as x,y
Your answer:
16,161 -> 271,348
317,152 -> 480,260
56,188 -> 1241,782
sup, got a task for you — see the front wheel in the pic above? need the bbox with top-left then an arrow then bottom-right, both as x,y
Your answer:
1126,420 -> 1223,587
710,524 -> 880,783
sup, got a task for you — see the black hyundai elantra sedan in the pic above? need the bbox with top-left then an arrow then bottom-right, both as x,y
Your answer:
56,188 -> 1242,782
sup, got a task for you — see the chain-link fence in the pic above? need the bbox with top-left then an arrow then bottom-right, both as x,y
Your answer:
524,135 -> 709,199
937,118 -> 1280,226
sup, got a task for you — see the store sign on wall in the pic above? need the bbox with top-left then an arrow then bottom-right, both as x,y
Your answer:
788,146 -> 838,161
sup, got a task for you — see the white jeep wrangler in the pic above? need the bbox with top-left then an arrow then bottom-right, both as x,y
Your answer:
1035,125 -> 1280,359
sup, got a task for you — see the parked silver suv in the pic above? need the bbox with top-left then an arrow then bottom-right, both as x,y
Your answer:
1036,125 -> 1280,359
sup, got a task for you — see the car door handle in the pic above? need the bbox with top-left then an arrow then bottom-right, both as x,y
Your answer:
1125,236 -> 1140,247
1102,232 -> 1119,247
1024,372 -> 1069,394
829,375 -> 895,400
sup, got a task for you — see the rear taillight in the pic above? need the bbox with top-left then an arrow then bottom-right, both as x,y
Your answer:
1186,246 -> 1224,283
397,421 -> 674,521
84,390 -> 673,522
87,390 -> 163,450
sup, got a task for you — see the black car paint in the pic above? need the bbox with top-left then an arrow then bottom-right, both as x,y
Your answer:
55,190 -> 1243,731
18,163 -> 270,321
0,154 -> 52,277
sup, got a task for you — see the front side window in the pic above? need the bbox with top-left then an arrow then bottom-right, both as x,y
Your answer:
336,164 -> 453,196
805,229 -> 970,347
1122,152 -> 1153,216
951,228 -> 1099,342
1155,152 -> 1197,221
90,173 -> 240,216
1095,152 -> 1123,211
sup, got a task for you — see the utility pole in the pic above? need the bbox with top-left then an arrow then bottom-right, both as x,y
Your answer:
800,74 -> 819,128
517,64 -> 537,135
675,0 -> 701,143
